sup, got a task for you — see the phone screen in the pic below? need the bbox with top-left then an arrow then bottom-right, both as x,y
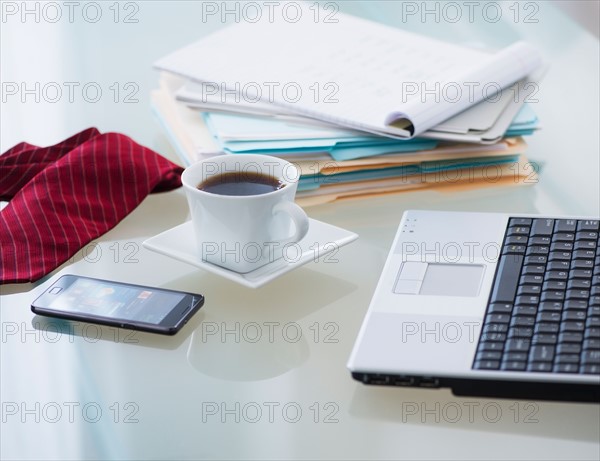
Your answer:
47,278 -> 186,325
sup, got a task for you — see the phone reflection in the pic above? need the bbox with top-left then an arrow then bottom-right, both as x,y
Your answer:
30,308 -> 204,351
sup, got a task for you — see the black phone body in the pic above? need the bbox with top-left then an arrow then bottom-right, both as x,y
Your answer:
31,275 -> 204,335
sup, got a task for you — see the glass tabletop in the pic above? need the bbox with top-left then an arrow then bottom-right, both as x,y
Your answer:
1,2 -> 599,460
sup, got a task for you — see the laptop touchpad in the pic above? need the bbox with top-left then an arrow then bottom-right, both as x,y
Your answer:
394,262 -> 484,297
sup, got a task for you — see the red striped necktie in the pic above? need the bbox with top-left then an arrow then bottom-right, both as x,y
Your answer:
0,128 -> 183,284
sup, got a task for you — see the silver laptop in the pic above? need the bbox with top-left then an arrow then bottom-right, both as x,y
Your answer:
348,210 -> 600,402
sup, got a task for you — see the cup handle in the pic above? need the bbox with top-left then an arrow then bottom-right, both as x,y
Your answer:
272,201 -> 310,245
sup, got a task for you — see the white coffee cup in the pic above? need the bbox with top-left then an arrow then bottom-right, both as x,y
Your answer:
181,154 -> 310,273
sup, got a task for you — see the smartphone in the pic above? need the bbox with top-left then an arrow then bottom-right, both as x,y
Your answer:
31,275 -> 204,335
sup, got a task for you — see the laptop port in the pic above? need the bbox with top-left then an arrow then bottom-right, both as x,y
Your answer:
364,374 -> 389,385
390,375 -> 415,386
419,377 -> 440,388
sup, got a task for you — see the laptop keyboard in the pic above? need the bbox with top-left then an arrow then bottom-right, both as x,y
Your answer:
473,218 -> 600,374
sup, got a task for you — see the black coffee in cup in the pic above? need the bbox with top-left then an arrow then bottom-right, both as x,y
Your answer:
198,172 -> 285,196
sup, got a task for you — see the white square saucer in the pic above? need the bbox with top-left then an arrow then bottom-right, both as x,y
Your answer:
142,219 -> 358,288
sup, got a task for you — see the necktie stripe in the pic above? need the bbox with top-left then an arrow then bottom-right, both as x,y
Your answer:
31,169 -> 57,271
128,138 -> 137,204
55,163 -> 80,254
92,140 -> 108,227
67,154 -> 92,243
107,138 -> 120,225
48,165 -> 71,254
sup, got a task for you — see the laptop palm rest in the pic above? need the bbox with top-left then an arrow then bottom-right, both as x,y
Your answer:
394,262 -> 484,297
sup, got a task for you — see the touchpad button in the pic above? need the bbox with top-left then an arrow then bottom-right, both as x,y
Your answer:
420,263 -> 484,297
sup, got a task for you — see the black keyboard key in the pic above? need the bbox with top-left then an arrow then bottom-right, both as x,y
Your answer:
534,322 -> 560,334
572,269 -> 593,279
542,280 -> 566,291
521,275 -> 544,285
592,286 -> 600,297
548,251 -> 572,262
568,279 -> 591,290
583,339 -> 600,349
531,219 -> 554,236
575,230 -> 599,242
523,265 -> 545,275
538,302 -> 563,312
476,351 -> 502,361
547,261 -> 570,271
513,305 -> 537,316
481,332 -> 506,342
501,361 -> 526,371
550,242 -> 573,252
504,352 -> 528,361
479,342 -> 504,352
591,295 -> 600,306
572,259 -> 594,270
564,300 -> 588,311
577,220 -> 599,232
537,312 -> 561,323
586,317 -> 600,328
591,275 -> 599,285
531,236 -> 551,245
554,363 -> 579,373
482,323 -> 509,333
510,218 -> 532,227
557,343 -> 581,354
589,306 -> 600,317
555,354 -> 580,364
506,235 -> 529,245
584,328 -> 600,339
555,219 -> 577,233
507,226 -> 530,236
507,327 -> 534,338
526,246 -> 549,256
532,333 -> 558,345
562,310 -> 587,322
541,291 -> 564,302
573,250 -> 596,260
485,314 -> 511,324
515,295 -> 540,305
503,245 -> 527,255
581,350 -> 600,365
517,285 -> 542,296
560,321 -> 586,333
527,362 -> 553,372
525,255 -> 547,265
576,231 -> 598,241
529,345 -> 555,362
474,360 -> 500,370
574,241 -> 596,251
510,316 -> 535,328
566,289 -> 589,300
553,232 -> 575,242
488,303 -> 513,314
489,256 -> 524,303
558,332 -> 583,343
545,270 -> 569,281
580,364 -> 600,374
505,338 -> 530,352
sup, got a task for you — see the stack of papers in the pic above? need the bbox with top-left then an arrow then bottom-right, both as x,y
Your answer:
151,3 -> 542,206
